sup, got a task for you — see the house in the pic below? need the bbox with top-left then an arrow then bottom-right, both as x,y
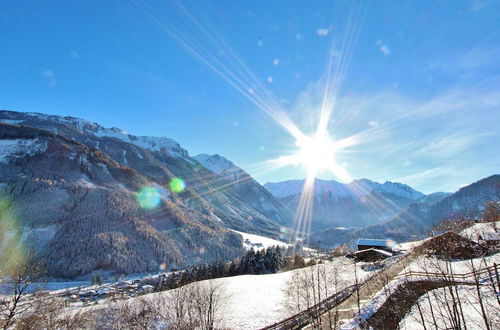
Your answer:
478,233 -> 500,247
141,284 -> 154,293
347,248 -> 393,262
357,238 -> 394,252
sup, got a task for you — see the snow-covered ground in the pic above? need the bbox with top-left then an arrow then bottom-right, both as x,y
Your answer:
400,252 -> 500,275
399,221 -> 500,275
392,238 -> 428,252
231,229 -> 317,254
399,284 -> 500,329
461,221 -> 499,241
231,229 -> 291,250
80,257 -> 372,329
342,221 -> 500,329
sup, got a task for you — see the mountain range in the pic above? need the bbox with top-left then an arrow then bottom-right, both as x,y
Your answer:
265,178 -> 436,229
0,110 -> 498,277
306,175 -> 499,248
0,110 -> 291,278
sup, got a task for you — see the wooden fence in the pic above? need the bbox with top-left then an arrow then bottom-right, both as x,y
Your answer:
393,263 -> 499,281
261,263 -> 499,330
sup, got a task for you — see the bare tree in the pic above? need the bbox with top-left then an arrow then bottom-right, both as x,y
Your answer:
162,281 -> 227,330
0,258 -> 45,329
14,293 -> 89,330
88,297 -> 160,330
283,261 -> 349,329
482,201 -> 500,224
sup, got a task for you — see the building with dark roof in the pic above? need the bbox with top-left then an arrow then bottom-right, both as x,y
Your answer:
357,238 -> 394,252
348,248 -> 393,262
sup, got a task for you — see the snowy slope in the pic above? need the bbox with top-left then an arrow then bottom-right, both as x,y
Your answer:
401,252 -> 500,275
231,230 -> 290,250
87,257 -> 372,330
0,138 -> 47,163
342,251 -> 500,328
460,221 -> 500,241
193,153 -> 294,226
194,154 -> 238,175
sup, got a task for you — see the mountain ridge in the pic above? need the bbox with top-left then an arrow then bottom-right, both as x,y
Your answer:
308,174 -> 500,248
264,178 -> 426,200
0,110 -> 291,278
264,177 -> 428,229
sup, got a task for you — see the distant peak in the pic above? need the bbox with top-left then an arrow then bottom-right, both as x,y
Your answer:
264,177 -> 425,200
194,153 -> 239,174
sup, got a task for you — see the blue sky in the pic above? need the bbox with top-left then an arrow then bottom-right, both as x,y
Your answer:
1,0 -> 499,193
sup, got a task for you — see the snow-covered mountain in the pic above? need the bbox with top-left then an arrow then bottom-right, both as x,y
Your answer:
264,178 -> 424,200
415,191 -> 452,205
0,110 -> 291,278
264,178 -> 425,229
376,181 -> 425,200
194,153 -> 293,225
194,154 -> 237,175
1,111 -> 189,158
308,175 -> 500,248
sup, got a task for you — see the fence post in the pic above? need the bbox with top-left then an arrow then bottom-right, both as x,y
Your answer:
495,263 -> 500,290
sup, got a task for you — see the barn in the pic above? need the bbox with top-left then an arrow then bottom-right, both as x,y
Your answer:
357,238 -> 394,252
348,248 -> 393,262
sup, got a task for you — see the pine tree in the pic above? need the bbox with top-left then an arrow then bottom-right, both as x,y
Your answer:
293,254 -> 306,269
228,260 -> 238,276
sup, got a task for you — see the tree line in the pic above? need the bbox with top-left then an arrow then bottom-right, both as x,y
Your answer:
157,246 -> 312,291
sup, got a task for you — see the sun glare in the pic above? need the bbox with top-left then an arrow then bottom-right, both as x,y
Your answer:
295,133 -> 337,177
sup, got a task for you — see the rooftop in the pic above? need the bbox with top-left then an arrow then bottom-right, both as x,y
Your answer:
357,238 -> 395,247
355,248 -> 393,257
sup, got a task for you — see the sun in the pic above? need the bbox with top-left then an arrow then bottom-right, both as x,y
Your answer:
294,132 -> 337,178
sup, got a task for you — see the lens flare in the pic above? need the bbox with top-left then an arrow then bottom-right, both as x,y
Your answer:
169,177 -> 186,193
137,186 -> 162,210
0,194 -> 25,273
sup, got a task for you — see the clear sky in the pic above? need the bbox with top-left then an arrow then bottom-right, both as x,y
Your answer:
1,0 -> 499,194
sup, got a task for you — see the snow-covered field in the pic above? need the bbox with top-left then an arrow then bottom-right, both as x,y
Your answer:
83,257 -> 372,329
231,229 -> 291,250
400,221 -> 500,275
50,222 -> 500,329
231,230 -> 317,254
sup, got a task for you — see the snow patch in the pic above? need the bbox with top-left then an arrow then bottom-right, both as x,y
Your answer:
0,119 -> 24,125
230,230 -> 290,250
194,154 -> 240,175
0,138 -> 47,163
